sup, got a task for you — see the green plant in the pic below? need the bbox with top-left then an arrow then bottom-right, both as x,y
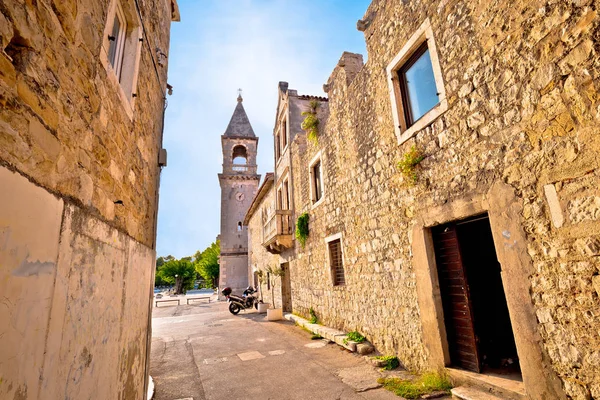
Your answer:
295,213 -> 309,248
374,355 -> 400,370
256,269 -> 265,301
311,334 -> 323,340
309,307 -> 318,324
301,100 -> 320,145
266,265 -> 285,308
377,372 -> 452,399
344,330 -> 366,344
397,145 -> 425,185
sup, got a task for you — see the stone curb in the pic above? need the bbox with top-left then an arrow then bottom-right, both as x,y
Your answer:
284,313 -> 373,354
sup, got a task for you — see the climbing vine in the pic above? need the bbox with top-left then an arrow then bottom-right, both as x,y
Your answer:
295,212 -> 309,248
301,100 -> 320,145
397,145 -> 425,185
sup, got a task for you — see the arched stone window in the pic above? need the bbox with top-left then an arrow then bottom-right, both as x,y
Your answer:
237,221 -> 243,231
232,145 -> 247,165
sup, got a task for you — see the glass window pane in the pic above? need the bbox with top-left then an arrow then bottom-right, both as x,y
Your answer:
313,162 -> 322,202
403,48 -> 439,122
108,14 -> 120,67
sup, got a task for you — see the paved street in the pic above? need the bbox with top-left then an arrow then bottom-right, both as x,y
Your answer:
150,300 -> 402,400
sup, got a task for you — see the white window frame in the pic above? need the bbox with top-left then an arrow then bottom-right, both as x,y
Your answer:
100,0 -> 143,119
386,18 -> 447,145
309,151 -> 324,209
110,2 -> 127,81
325,233 -> 345,287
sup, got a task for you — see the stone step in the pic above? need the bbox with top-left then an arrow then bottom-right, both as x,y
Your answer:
446,368 -> 526,400
451,386 -> 506,400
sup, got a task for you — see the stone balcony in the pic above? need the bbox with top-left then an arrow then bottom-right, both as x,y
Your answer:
262,210 -> 293,254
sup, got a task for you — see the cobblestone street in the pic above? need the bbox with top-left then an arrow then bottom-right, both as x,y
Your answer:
150,301 -> 404,400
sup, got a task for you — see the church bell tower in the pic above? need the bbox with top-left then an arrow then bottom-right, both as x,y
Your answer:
218,92 -> 260,294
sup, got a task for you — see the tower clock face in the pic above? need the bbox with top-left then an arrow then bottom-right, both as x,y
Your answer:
236,192 -> 245,202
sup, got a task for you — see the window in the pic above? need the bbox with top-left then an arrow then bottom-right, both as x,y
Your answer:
275,133 -> 281,161
282,118 -> 287,149
328,238 -> 345,286
386,18 -> 447,145
398,43 -> 438,126
237,222 -> 242,232
108,2 -> 127,81
309,152 -> 324,206
283,179 -> 289,210
232,145 -> 248,165
312,162 -> 322,203
100,0 -> 143,117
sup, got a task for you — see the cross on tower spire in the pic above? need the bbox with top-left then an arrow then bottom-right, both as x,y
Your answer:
237,88 -> 243,102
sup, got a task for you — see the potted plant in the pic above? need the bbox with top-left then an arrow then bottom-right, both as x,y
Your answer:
266,265 -> 285,321
256,270 -> 269,313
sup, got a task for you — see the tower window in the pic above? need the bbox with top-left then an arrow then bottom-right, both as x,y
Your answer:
237,222 -> 243,232
232,145 -> 247,164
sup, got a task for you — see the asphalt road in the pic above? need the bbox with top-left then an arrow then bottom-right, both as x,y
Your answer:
149,300 -> 403,400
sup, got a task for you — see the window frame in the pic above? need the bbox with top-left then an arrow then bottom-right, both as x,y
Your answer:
386,18 -> 447,145
100,0 -> 143,119
109,2 -> 127,82
308,151 -> 324,209
325,233 -> 345,287
281,117 -> 288,150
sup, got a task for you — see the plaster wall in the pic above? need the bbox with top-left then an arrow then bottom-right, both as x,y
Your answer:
0,167 -> 155,400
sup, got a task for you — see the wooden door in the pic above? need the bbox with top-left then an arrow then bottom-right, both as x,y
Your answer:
281,262 -> 292,312
432,224 -> 480,372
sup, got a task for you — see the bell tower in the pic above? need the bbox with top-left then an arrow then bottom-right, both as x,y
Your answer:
218,92 -> 260,295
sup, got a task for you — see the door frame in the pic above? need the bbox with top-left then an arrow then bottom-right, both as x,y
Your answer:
410,182 -> 565,400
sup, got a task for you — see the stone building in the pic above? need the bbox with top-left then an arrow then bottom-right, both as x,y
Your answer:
0,1 -> 179,399
218,94 -> 261,296
246,1 -> 600,399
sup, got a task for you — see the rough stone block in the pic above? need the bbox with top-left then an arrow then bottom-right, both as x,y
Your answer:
356,342 -> 374,355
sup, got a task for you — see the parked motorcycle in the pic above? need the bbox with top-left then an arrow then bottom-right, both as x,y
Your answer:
221,286 -> 260,315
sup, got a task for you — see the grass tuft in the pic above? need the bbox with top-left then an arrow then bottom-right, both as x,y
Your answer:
374,355 -> 400,370
311,334 -> 323,340
378,372 -> 452,399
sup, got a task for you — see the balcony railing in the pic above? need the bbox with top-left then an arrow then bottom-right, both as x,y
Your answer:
232,164 -> 248,172
262,210 -> 293,253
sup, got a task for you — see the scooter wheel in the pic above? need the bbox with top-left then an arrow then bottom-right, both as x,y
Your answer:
229,303 -> 241,315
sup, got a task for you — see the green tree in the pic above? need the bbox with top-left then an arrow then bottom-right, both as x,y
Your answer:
157,258 -> 196,294
195,240 -> 220,288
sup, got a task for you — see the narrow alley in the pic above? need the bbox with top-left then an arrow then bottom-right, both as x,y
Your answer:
150,301 -> 414,400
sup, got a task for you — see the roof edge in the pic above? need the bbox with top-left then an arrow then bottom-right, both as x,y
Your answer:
243,173 -> 274,225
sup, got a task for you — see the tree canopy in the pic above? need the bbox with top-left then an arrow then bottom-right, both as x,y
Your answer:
156,258 -> 196,294
155,242 -> 220,291
195,240 -> 220,288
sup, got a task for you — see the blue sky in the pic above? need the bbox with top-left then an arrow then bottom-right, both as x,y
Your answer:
157,0 -> 371,258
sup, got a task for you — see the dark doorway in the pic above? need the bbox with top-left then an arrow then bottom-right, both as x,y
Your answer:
280,262 -> 292,312
432,214 -> 520,376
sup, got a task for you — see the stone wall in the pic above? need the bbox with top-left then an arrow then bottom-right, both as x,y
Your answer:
0,1 -> 177,399
0,0 -> 174,247
273,1 -> 599,398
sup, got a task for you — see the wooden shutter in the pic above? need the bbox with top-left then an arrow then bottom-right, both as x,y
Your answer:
329,239 -> 344,285
432,224 -> 480,372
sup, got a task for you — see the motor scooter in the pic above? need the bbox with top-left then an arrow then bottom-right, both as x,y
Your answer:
221,286 -> 259,315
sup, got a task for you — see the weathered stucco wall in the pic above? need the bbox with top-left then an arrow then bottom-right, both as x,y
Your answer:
267,0 -> 600,398
0,0 -> 176,398
0,168 -> 155,400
